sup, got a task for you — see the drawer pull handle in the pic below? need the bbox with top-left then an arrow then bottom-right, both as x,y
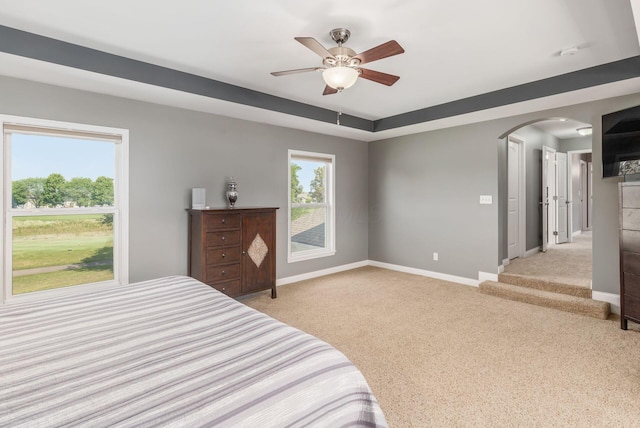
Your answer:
222,287 -> 226,292
221,236 -> 226,241
222,253 -> 226,258
222,270 -> 226,275
222,218 -> 226,224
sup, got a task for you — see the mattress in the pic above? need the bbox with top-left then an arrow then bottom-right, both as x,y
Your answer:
0,275 -> 387,427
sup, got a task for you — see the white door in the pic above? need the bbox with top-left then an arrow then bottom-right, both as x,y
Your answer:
580,160 -> 588,231
588,161 -> 593,230
556,152 -> 569,244
542,146 -> 556,252
507,140 -> 520,259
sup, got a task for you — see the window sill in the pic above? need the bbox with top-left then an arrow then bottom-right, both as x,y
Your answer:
288,249 -> 336,263
2,279 -> 122,305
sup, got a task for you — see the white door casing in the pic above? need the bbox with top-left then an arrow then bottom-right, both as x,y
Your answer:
580,160 -> 588,231
542,146 -> 556,252
588,161 -> 593,230
507,139 -> 520,259
567,153 -> 574,243
556,152 -> 569,244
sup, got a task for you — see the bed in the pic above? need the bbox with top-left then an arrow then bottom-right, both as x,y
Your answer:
0,276 -> 387,427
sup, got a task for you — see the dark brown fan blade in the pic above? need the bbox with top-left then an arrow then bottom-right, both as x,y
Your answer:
354,40 -> 404,65
323,85 -> 338,96
271,67 -> 324,76
358,68 -> 400,86
295,37 -> 336,60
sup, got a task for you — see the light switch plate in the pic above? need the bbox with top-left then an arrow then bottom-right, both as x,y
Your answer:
480,195 -> 492,204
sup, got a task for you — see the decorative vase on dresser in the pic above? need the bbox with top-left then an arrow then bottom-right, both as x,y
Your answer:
188,207 -> 278,298
619,182 -> 640,329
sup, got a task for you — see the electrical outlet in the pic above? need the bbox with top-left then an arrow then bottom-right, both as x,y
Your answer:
480,195 -> 492,204
433,252 -> 438,261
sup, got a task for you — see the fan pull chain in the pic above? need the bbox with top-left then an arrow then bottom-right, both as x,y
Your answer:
337,108 -> 342,126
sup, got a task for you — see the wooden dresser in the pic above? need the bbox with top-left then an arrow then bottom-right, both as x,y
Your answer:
619,182 -> 640,329
188,207 -> 278,298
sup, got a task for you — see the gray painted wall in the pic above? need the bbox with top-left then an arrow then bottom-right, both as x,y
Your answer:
370,93 -> 640,295
559,136 -> 592,153
0,76 -> 369,283
369,122 -> 499,280
3,74 -> 639,296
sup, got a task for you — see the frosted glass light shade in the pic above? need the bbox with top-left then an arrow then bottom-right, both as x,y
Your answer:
577,127 -> 592,136
322,66 -> 359,90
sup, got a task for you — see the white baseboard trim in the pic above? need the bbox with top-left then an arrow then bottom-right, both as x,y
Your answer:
572,230 -> 581,237
592,291 -> 621,315
368,260 -> 479,287
502,258 -> 510,267
498,264 -> 505,274
277,261 -> 621,317
276,260 -> 369,287
478,271 -> 498,283
524,247 -> 540,258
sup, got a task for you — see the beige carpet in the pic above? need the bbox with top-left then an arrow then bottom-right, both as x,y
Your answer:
504,232 -> 592,288
242,266 -> 640,427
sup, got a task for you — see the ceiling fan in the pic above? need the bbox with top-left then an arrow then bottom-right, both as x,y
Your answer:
271,28 -> 405,95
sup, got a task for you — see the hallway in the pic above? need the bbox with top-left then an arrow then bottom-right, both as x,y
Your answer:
504,232 -> 592,289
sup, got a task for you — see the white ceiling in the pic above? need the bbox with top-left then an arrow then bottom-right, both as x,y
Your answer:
0,0 -> 640,140
532,118 -> 591,140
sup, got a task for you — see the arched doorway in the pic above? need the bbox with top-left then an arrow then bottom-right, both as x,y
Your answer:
498,117 -> 593,290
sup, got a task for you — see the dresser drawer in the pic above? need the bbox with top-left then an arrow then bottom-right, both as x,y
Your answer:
206,230 -> 241,247
205,213 -> 241,231
622,185 -> 640,208
622,208 -> 640,231
206,263 -> 241,282
207,247 -> 242,265
622,251 -> 640,274
623,294 -> 640,319
623,272 -> 640,298
208,280 -> 241,297
621,230 -> 640,253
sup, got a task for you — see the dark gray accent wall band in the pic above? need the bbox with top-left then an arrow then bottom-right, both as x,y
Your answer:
0,25 -> 373,132
374,56 -> 640,132
2,24 -> 640,134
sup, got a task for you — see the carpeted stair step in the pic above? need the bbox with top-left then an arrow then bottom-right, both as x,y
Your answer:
498,272 -> 591,298
479,280 -> 609,320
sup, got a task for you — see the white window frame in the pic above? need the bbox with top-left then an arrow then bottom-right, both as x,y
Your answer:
288,149 -> 335,263
1,115 -> 129,304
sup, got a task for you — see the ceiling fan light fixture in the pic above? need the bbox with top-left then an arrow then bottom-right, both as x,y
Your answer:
577,126 -> 592,136
322,66 -> 359,90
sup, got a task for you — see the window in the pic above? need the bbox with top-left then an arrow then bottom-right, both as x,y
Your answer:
1,116 -> 129,303
288,150 -> 335,262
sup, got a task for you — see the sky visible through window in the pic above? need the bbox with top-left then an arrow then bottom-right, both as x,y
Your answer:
11,134 -> 115,181
295,160 -> 321,192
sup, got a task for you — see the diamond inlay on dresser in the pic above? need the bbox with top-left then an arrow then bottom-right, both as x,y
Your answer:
248,233 -> 268,268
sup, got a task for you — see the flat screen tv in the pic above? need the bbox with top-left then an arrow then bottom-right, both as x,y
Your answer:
602,105 -> 640,178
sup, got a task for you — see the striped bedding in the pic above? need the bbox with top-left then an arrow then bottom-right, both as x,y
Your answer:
0,276 -> 387,427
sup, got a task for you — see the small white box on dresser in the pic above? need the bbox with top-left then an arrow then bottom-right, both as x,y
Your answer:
191,188 -> 206,209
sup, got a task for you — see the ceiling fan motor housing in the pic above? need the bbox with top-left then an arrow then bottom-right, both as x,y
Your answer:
329,28 -> 351,45
324,46 -> 361,67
